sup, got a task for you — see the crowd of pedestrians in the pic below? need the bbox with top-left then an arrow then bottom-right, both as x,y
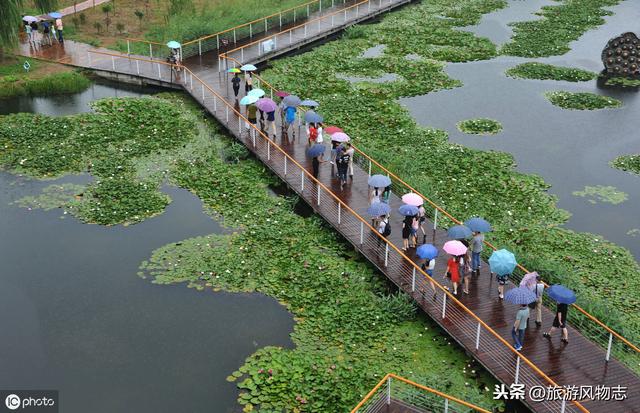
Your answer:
22,15 -> 64,48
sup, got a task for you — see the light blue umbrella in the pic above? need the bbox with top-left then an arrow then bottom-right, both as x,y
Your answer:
241,64 -> 257,71
368,174 -> 391,188
300,99 -> 319,107
399,204 -> 419,216
248,88 -> 265,98
367,202 -> 391,217
465,217 -> 492,233
504,287 -> 537,305
547,285 -> 576,304
307,144 -> 326,158
447,225 -> 472,239
304,110 -> 323,123
166,40 -> 181,49
240,95 -> 258,105
417,244 -> 438,260
488,249 -> 517,276
48,12 -> 62,18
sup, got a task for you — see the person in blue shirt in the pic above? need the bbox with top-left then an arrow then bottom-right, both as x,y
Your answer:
284,106 -> 296,138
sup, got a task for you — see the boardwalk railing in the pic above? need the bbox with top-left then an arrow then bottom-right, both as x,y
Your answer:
220,51 -> 640,375
86,49 -> 591,413
351,373 -> 492,413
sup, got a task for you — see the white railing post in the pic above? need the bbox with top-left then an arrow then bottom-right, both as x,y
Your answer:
252,129 -> 256,147
301,170 -> 305,191
157,63 -> 161,79
289,30 -> 293,44
319,0 -> 322,13
214,95 -> 217,112
360,222 -> 364,245
356,4 -> 359,17
368,160 -> 371,176
264,18 -> 267,33
317,187 -> 321,206
238,117 -> 241,134
149,43 -> 152,58
606,333 -> 613,361
198,40 -> 202,56
444,399 -> 449,413
344,8 -> 347,21
216,35 -> 219,50
267,142 -> 271,160
284,157 -> 288,175
331,14 -> 334,27
250,23 -> 253,39
304,24 -> 307,38
411,267 -> 416,292
386,376 -> 391,405
201,84 -> 205,100
514,357 -> 521,384
225,105 -> 229,123
190,73 -> 193,90
475,322 -> 481,350
233,29 -> 237,44
368,0 -> 371,12
307,4 -> 310,17
241,48 -> 244,62
384,244 -> 389,266
294,9 -> 297,22
441,292 -> 447,319
338,203 -> 341,224
136,60 -> 139,75
433,208 -> 438,230
279,13 -> 282,29
274,35 -> 277,50
127,40 -> 130,54
111,56 -> 115,70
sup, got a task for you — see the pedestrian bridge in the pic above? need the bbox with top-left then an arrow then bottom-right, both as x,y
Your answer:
17,0 -> 640,412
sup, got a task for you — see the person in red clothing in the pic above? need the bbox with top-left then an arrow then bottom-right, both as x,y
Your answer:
445,255 -> 461,295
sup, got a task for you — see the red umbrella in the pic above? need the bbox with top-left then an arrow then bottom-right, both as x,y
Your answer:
325,126 -> 343,134
275,91 -> 290,98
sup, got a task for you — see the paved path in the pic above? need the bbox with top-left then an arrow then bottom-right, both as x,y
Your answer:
36,0 -> 110,19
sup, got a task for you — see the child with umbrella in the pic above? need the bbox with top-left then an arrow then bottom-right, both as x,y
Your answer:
417,244 -> 438,299
489,249 -> 517,300
543,285 -> 575,344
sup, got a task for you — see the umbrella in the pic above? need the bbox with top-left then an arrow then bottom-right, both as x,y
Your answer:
401,192 -> 423,206
228,67 -> 241,73
417,244 -> 438,260
520,272 -> 539,290
367,202 -> 391,217
443,240 -> 467,256
256,97 -> 277,112
547,285 -> 576,304
325,125 -> 343,134
331,132 -> 350,142
23,16 -> 38,22
300,99 -> 319,107
275,91 -> 290,98
465,217 -> 492,233
282,95 -> 301,107
304,110 -> 323,123
240,95 -> 258,105
48,12 -> 62,19
488,249 -> 517,276
399,204 -> 419,216
248,88 -> 265,98
166,40 -> 181,49
241,64 -> 257,71
368,174 -> 391,188
447,225 -> 472,240
504,287 -> 537,305
307,144 -> 326,158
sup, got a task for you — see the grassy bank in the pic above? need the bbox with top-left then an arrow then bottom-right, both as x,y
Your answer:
0,56 -> 91,99
258,0 -> 640,350
506,62 -> 597,82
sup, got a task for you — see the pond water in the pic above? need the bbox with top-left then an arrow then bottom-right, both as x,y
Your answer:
401,0 -> 640,261
0,82 -> 294,413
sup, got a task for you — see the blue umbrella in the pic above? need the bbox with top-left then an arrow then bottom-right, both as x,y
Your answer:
447,225 -> 472,239
488,249 -> 517,276
367,202 -> 391,217
547,285 -> 576,304
166,40 -> 181,49
465,217 -> 492,233
300,99 -> 319,107
304,110 -> 323,123
399,204 -> 419,216
240,95 -> 258,105
504,287 -> 537,305
417,244 -> 438,260
368,174 -> 391,188
241,64 -> 257,71
248,88 -> 265,98
307,144 -> 326,158
48,12 -> 62,18
282,95 -> 301,107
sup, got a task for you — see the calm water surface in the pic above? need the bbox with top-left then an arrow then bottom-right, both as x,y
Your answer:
0,83 -> 294,413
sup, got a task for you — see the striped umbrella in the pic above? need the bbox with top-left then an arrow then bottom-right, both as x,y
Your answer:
367,202 -> 391,217
504,287 -> 537,305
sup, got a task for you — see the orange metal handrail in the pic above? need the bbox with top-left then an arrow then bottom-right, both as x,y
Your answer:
89,48 -> 590,412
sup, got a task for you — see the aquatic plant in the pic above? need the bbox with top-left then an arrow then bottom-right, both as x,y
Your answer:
605,77 -> 640,88
505,62 -> 597,82
457,118 -> 503,135
501,0 -> 622,57
572,185 -> 628,205
0,70 -> 91,99
544,91 -> 622,110
611,154 -> 640,175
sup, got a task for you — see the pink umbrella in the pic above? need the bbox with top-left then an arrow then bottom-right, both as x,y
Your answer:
401,192 -> 423,206
331,132 -> 350,143
256,97 -> 277,112
275,91 -> 290,98
325,126 -> 343,134
520,272 -> 539,290
443,240 -> 467,256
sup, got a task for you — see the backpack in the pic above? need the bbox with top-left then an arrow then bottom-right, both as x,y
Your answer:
382,220 -> 391,237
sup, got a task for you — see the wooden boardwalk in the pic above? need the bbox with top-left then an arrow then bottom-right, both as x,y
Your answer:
15,1 -> 640,412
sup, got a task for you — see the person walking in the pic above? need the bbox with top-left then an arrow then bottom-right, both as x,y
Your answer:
543,303 -> 569,344
50,24 -> 56,44
471,231 -> 484,275
533,276 -> 545,327
316,122 -> 324,144
246,104 -> 257,134
307,123 -> 318,146
336,147 -> 350,190
30,21 -> 40,46
329,138 -> 340,165
401,214 -> 412,251
460,239 -> 471,294
446,255 -> 461,295
382,185 -> 391,204
231,73 -> 241,98
512,304 -> 530,351
55,18 -> 64,43
266,110 -> 277,138
344,142 -> 354,179
284,106 -> 296,138
244,71 -> 253,94
377,214 -> 390,247
496,272 -> 509,300
25,23 -> 33,45
410,214 -> 419,248
311,152 -> 326,179
417,204 -> 426,244
369,187 -> 381,205
42,20 -> 51,46
421,257 -> 437,299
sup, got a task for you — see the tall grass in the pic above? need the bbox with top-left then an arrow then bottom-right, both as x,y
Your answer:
0,71 -> 91,98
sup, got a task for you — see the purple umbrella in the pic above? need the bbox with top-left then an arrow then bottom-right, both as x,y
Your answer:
520,272 -> 539,290
331,132 -> 350,143
256,97 -> 277,112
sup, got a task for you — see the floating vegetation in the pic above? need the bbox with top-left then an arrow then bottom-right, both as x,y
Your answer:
628,229 -> 640,238
457,118 -> 503,135
545,91 -> 622,110
502,0 -> 623,57
15,183 -> 86,212
605,77 -> 640,88
572,185 -> 628,205
611,154 -> 640,175
505,62 -> 597,82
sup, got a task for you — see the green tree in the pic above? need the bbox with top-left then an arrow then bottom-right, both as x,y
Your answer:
101,4 -> 113,31
93,21 -> 102,34
116,22 -> 125,34
134,10 -> 144,30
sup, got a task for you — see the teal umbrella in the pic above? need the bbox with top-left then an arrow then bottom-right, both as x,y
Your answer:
240,95 -> 258,105
248,88 -> 265,98
166,40 -> 181,49
488,249 -> 517,276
